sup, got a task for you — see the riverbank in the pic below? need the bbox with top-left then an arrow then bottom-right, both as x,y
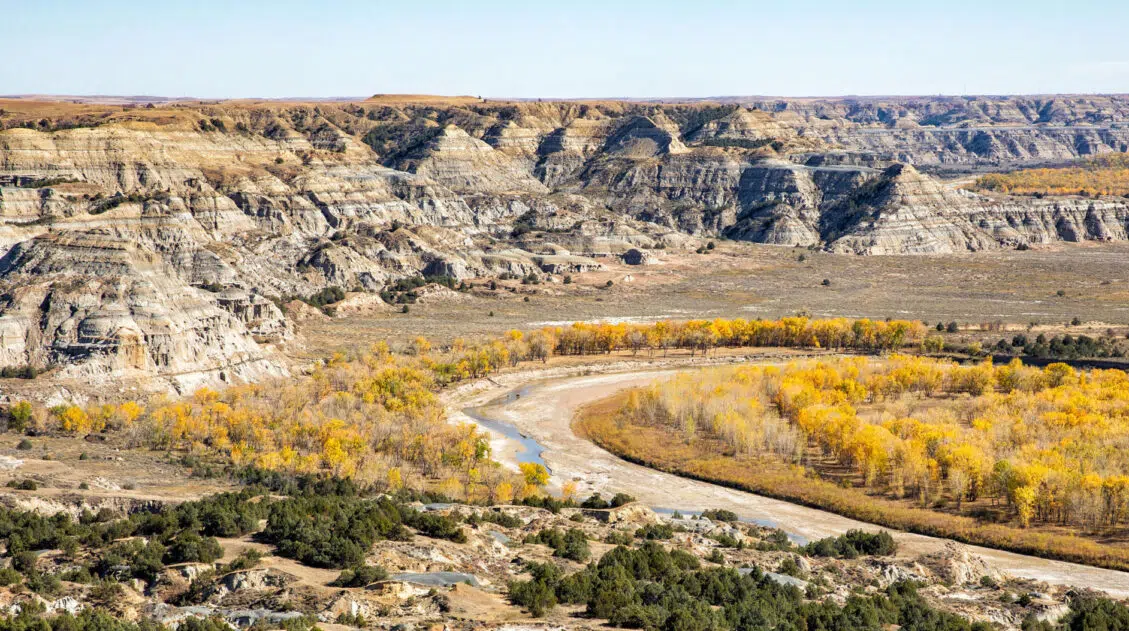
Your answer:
576,389 -> 1129,574
443,349 -> 819,481
444,360 -> 1129,596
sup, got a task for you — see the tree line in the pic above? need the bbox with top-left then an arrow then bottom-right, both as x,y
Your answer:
3,317 -> 923,504
621,355 -> 1129,532
973,153 -> 1129,197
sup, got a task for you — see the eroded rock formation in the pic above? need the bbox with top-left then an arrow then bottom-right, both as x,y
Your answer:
2,95 -> 1129,380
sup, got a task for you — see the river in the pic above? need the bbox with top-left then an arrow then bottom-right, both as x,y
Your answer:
449,363 -> 1129,596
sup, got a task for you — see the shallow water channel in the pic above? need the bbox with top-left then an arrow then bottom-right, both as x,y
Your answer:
465,383 -> 808,544
462,385 -> 549,470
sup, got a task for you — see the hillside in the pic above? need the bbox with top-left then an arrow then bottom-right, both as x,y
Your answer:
3,96 -> 1129,382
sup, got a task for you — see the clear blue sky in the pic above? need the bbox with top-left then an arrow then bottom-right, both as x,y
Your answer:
2,0 -> 1127,99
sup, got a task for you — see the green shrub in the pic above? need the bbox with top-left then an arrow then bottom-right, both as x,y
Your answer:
711,532 -> 742,549
24,570 -> 60,595
700,137 -> 774,150
505,540 -> 1037,630
60,566 -> 94,584
525,527 -> 589,562
0,489 -> 266,586
754,529 -> 793,552
701,508 -> 738,522
0,568 -> 21,586
329,564 -> 388,587
803,530 -> 896,558
609,492 -> 635,507
407,511 -> 466,543
95,539 -> 166,583
305,286 -> 346,308
516,495 -> 569,513
0,366 -> 44,379
225,549 -> 262,572
88,578 -> 124,604
466,509 -> 522,529
581,493 -> 610,509
1062,595 -> 1129,631
335,612 -> 367,627
777,556 -> 807,579
7,402 -> 32,432
634,523 -> 674,540
258,496 -> 459,569
604,531 -> 634,546
164,532 -> 224,564
260,496 -> 405,568
508,562 -> 560,617
581,492 -> 635,509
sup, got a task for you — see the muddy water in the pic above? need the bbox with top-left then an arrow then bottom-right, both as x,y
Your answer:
462,385 -> 548,470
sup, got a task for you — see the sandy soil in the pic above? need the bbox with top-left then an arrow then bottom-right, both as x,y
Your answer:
446,362 -> 1129,597
0,434 -> 238,509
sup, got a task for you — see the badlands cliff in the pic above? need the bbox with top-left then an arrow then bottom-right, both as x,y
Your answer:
2,95 -> 1129,382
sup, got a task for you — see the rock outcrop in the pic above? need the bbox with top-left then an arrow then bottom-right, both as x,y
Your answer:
3,96 -> 1129,380
0,230 -> 285,390
621,248 -> 656,265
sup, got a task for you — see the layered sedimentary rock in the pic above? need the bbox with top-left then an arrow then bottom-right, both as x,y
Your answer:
0,230 -> 286,390
3,96 -> 1129,380
734,95 -> 1129,168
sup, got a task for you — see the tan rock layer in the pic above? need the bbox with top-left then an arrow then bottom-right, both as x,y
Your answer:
2,97 -> 1129,380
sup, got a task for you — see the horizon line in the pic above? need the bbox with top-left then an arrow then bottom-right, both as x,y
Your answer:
4,92 -> 1129,104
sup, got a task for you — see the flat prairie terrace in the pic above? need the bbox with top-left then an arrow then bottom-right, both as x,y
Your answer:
301,240 -> 1129,353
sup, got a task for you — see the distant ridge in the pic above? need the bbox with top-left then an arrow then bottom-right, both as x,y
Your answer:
4,93 -> 1129,106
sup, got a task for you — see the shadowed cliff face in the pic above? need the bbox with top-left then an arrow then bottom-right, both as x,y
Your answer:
1,96 -> 1129,381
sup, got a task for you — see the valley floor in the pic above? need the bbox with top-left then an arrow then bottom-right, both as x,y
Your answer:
302,240 -> 1129,354
446,358 -> 1129,597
